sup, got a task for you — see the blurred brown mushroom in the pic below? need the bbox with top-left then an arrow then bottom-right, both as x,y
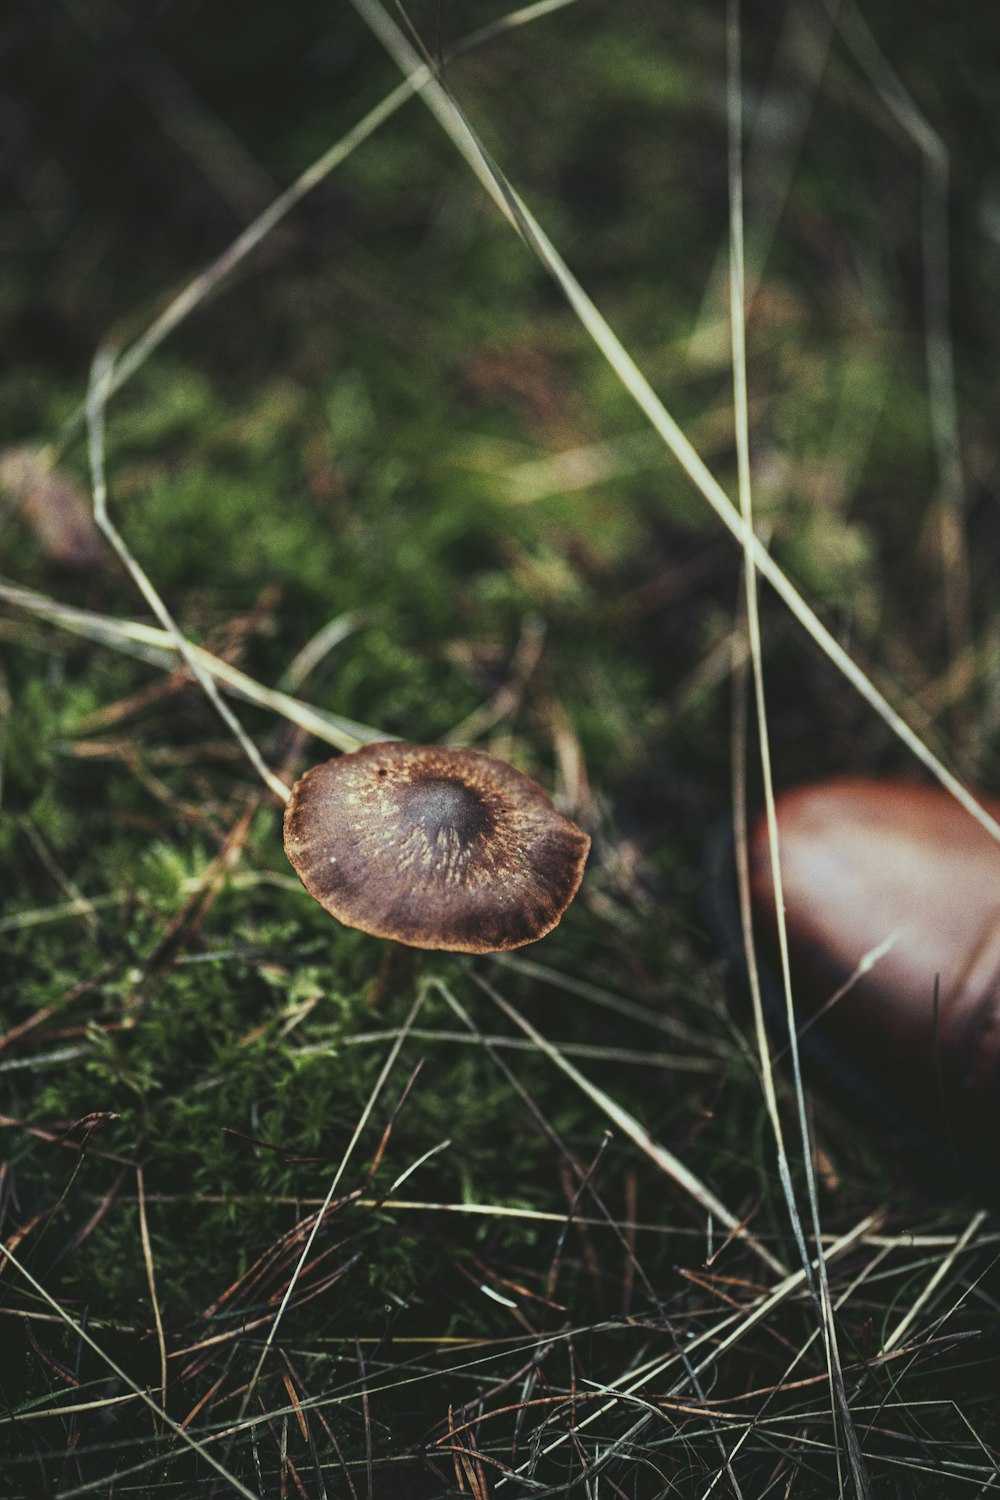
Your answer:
283,742 -> 590,953
748,777 -> 1000,1148
1,444 -> 104,572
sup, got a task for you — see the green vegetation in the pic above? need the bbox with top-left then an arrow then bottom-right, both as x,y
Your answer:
2,2 -> 1000,1495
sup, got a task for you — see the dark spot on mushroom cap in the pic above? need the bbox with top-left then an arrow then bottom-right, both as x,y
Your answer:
283,742 -> 590,953
399,776 -> 493,845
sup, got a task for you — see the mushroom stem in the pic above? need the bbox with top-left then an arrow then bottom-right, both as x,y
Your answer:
364,942 -> 418,1010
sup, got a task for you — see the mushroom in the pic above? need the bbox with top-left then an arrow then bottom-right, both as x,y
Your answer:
283,742 -> 590,952
748,776 -> 1000,1142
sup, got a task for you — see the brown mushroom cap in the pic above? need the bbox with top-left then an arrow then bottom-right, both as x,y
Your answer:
283,742 -> 590,952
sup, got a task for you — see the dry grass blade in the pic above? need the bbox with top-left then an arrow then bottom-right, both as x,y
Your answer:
276,613 -> 361,694
0,1391 -> 142,1426
689,1 -> 838,363
725,12 -> 799,1230
774,930 -> 903,1059
356,1341 -> 374,1500
281,1374 -> 309,1446
495,954 -> 731,1048
137,1165 -> 168,1422
181,1372 -> 228,1433
306,1026 -> 714,1070
726,12 -> 868,1496
141,1194 -> 977,1247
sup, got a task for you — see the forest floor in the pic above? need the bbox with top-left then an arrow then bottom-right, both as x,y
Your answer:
3,3 -> 1000,1495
